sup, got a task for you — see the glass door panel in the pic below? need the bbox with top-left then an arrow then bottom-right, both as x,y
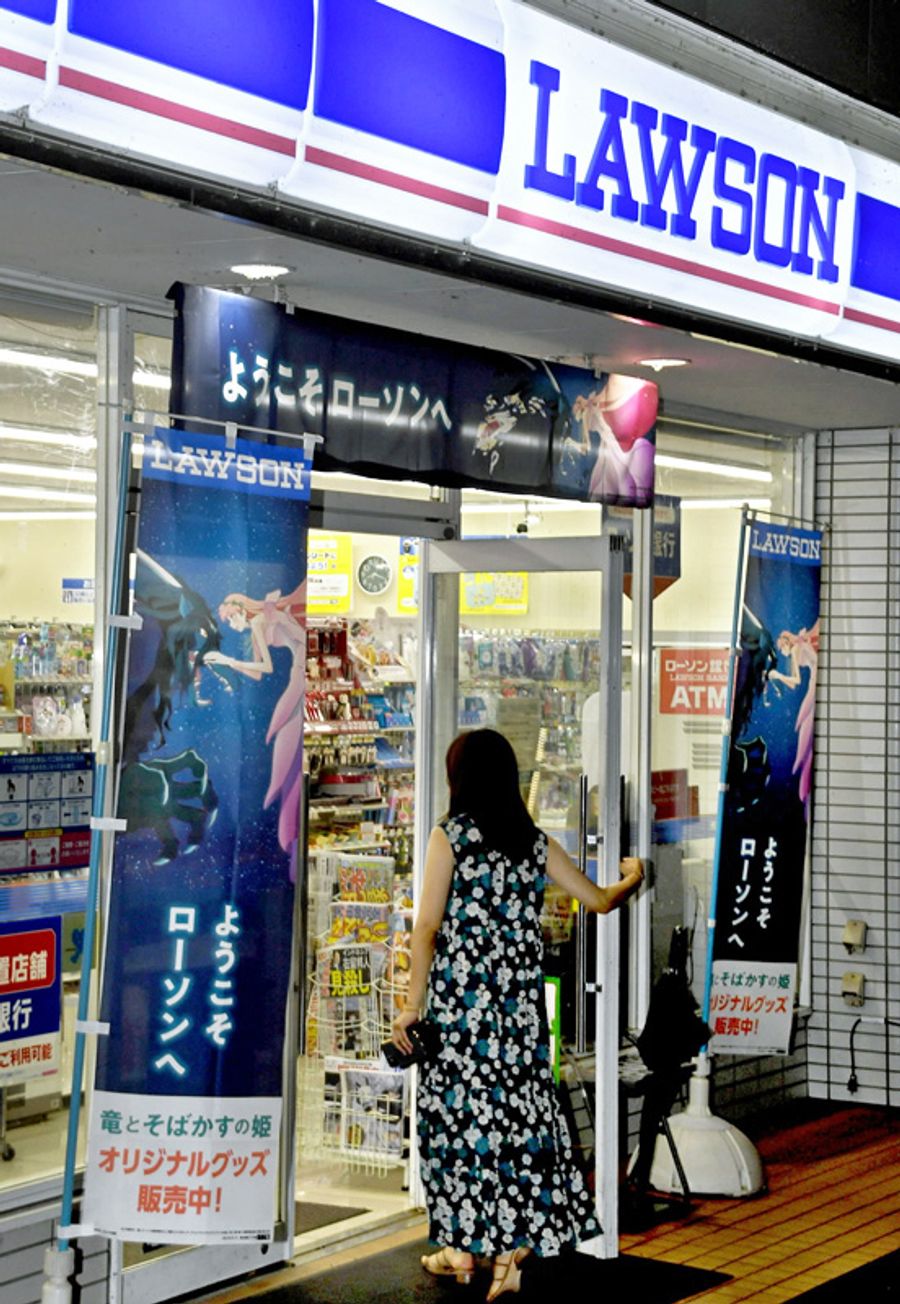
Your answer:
415,534 -> 626,1256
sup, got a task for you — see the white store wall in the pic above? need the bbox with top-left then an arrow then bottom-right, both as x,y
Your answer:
812,428 -> 900,1106
0,520 -> 95,622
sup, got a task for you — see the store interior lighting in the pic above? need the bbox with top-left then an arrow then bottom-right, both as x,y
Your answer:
655,454 -> 773,482
0,483 -> 95,504
0,460 -> 96,483
681,497 -> 771,510
0,346 -> 97,377
0,424 -> 96,452
0,344 -> 169,391
133,370 -> 171,391
462,491 -> 596,514
0,510 -> 96,521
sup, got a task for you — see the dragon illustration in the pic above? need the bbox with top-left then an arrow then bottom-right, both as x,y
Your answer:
117,550 -> 230,863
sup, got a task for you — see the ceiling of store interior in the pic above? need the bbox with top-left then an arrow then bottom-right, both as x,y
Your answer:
0,153 -> 899,441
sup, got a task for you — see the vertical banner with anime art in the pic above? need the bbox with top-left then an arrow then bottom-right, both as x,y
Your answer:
710,520 -> 822,1056
82,430 -> 311,1244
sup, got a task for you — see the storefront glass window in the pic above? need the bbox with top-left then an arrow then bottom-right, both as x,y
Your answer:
0,296 -> 98,1205
650,423 -> 795,1003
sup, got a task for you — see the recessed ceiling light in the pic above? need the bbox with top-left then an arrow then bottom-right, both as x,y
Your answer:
230,263 -> 291,280
637,357 -> 691,372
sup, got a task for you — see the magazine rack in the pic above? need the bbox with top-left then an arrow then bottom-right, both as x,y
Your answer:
298,851 -> 410,1175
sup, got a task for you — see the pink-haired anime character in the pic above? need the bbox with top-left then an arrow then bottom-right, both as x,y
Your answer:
205,581 -> 306,864
767,620 -> 819,814
567,375 -> 657,505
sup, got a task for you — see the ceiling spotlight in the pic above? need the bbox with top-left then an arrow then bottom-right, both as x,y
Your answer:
637,357 -> 691,372
230,263 -> 291,281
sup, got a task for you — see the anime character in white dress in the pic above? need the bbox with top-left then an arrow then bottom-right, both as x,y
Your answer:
206,582 -> 306,860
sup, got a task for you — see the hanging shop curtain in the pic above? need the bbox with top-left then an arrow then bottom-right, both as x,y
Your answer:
169,283 -> 658,509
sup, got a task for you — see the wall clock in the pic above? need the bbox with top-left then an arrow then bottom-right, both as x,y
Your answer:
357,553 -> 393,595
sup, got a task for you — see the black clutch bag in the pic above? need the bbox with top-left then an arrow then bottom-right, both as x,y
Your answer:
381,1019 -> 441,1069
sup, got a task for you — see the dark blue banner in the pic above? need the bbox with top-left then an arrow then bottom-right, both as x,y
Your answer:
714,520 -> 822,967
170,284 -> 657,508
95,430 -> 310,1100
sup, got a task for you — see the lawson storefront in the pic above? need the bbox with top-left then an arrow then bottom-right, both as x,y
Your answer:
0,3 -> 898,1303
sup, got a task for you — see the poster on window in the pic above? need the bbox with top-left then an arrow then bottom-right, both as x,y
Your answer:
82,429 -> 311,1243
0,754 -> 93,876
711,520 -> 822,1056
659,647 -> 729,716
0,916 -> 61,1085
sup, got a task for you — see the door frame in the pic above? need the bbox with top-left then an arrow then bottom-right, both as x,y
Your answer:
413,532 -> 628,1259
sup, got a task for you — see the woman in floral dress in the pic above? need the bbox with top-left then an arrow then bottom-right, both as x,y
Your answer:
391,729 -> 643,1300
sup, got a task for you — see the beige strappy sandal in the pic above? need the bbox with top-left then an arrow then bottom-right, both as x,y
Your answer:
486,1248 -> 530,1301
421,1246 -> 475,1285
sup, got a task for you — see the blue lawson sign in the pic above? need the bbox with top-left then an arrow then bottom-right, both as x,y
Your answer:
4,3 -> 900,361
82,430 -> 311,1244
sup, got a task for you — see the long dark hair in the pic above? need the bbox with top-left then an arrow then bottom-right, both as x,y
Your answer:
445,729 -> 538,861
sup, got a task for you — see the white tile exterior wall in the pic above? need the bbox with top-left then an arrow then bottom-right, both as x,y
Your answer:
811,428 -> 900,1105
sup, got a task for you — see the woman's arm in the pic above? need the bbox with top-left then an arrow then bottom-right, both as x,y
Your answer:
546,837 -> 643,914
207,613 -> 273,680
391,826 -> 454,1053
768,646 -> 800,689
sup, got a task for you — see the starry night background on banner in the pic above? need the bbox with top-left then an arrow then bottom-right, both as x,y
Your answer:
716,526 -> 821,965
94,473 -> 306,1099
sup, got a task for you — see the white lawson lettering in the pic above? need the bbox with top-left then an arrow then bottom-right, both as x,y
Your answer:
146,441 -> 307,492
750,528 -> 821,560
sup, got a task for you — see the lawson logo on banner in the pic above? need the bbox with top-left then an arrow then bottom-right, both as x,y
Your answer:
82,430 -> 311,1245
3,3 -> 900,361
710,519 -> 821,1057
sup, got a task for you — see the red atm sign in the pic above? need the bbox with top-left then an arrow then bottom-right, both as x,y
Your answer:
659,647 -> 729,716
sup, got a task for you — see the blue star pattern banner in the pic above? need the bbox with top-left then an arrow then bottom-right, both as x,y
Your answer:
83,430 -> 311,1244
710,520 -> 822,1056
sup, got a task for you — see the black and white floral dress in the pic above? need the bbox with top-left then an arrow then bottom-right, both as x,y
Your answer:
417,813 -> 598,1257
